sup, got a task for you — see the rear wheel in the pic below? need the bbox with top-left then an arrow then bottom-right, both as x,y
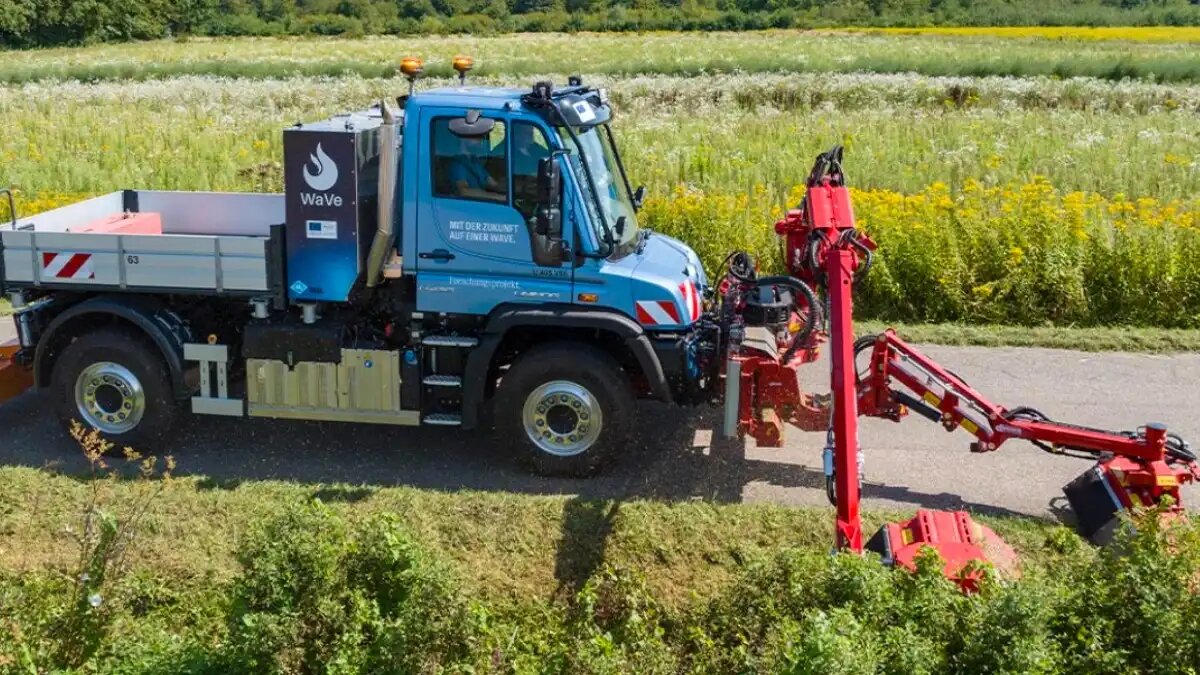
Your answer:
497,343 -> 633,477
51,327 -> 178,452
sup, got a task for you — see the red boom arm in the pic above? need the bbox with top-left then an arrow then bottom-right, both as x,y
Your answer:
721,145 -> 1198,587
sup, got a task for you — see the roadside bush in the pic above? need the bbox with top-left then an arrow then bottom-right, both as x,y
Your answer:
561,566 -> 678,674
6,493 -> 1200,673
682,511 -> 1200,674
226,502 -> 477,674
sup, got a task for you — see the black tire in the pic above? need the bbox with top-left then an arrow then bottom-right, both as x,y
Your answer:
51,326 -> 178,453
496,342 -> 634,477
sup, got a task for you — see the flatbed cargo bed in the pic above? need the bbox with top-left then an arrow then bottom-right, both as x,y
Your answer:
1,190 -> 285,300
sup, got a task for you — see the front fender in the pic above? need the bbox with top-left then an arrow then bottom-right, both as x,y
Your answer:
460,303 -> 671,429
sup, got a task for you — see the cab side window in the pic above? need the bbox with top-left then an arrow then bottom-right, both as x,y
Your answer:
431,117 -> 508,204
510,121 -> 552,221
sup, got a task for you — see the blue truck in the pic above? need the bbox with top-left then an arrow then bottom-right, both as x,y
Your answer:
0,74 -> 722,476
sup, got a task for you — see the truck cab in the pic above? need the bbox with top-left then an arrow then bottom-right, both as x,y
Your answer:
0,75 -> 716,476
405,84 -> 703,322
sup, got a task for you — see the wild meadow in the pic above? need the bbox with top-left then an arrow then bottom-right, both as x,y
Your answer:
3,45 -> 1198,326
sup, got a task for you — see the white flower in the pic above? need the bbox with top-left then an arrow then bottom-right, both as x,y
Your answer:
88,593 -> 102,608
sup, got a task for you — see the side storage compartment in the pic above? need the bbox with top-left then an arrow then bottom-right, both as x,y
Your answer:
246,348 -> 418,426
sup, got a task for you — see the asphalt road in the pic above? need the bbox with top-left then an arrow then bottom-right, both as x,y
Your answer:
2,319 -> 1197,521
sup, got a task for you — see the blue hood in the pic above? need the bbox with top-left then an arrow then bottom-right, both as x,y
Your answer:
625,232 -> 705,329
576,231 -> 707,330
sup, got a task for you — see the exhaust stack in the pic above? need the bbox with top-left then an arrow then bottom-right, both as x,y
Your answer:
365,101 -> 400,288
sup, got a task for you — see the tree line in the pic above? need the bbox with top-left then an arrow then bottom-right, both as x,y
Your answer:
0,0 -> 1197,47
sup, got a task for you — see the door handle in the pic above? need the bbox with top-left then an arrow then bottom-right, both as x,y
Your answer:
419,249 -> 455,261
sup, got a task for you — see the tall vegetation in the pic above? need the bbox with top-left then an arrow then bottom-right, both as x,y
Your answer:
2,69 -> 1198,327
0,0 -> 1199,46
6,499 -> 1200,673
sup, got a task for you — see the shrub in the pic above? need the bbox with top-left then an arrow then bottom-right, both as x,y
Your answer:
202,14 -> 283,37
563,566 -> 678,674
226,503 -> 478,674
293,14 -> 366,38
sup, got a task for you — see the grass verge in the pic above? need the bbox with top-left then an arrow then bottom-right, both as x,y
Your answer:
860,321 -> 1200,353
4,443 -> 1195,672
0,299 -> 10,316
0,467 -> 1054,609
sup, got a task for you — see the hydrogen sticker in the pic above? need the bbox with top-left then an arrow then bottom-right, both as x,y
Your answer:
573,101 -> 596,123
290,280 -> 309,295
306,219 -> 338,240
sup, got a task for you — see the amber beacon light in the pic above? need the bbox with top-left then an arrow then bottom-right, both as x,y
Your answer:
452,55 -> 474,85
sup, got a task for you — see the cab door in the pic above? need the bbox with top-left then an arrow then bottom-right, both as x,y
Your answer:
415,107 -> 571,315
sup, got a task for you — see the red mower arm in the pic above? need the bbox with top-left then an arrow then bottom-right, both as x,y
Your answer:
856,329 -> 1200,511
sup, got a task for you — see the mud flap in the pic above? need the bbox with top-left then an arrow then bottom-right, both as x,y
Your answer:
0,339 -> 33,405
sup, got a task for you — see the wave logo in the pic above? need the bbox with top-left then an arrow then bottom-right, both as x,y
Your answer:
303,143 -> 339,191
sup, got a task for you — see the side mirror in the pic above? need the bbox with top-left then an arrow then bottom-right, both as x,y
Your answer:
534,155 -> 563,240
448,109 -> 495,138
632,185 -> 646,211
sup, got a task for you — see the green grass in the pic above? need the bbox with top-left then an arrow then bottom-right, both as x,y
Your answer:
859,321 -> 1200,353
0,299 -> 10,316
2,31 -> 1200,84
0,466 -> 1054,609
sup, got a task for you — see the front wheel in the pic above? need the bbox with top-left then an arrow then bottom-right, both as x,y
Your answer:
497,343 -> 634,477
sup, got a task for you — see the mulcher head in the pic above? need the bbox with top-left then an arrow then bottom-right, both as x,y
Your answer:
866,509 -> 1018,592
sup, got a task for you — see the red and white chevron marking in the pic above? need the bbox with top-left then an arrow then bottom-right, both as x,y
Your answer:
636,281 -> 703,326
636,299 -> 678,326
680,280 -> 702,322
41,252 -> 95,280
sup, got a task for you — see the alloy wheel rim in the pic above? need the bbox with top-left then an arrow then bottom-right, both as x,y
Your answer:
74,362 -> 146,435
522,380 -> 603,457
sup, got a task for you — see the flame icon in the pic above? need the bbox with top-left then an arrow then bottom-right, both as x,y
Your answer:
303,143 -> 339,191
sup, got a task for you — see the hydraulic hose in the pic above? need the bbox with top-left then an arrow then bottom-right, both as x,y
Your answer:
753,275 -> 820,363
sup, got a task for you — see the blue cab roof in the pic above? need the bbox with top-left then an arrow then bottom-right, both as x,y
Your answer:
410,86 -> 528,110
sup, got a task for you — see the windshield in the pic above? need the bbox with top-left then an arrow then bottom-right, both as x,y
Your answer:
567,126 -> 639,253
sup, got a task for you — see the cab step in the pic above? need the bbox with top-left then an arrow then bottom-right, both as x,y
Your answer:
423,413 -> 462,426
423,374 -> 462,388
422,335 -> 478,348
